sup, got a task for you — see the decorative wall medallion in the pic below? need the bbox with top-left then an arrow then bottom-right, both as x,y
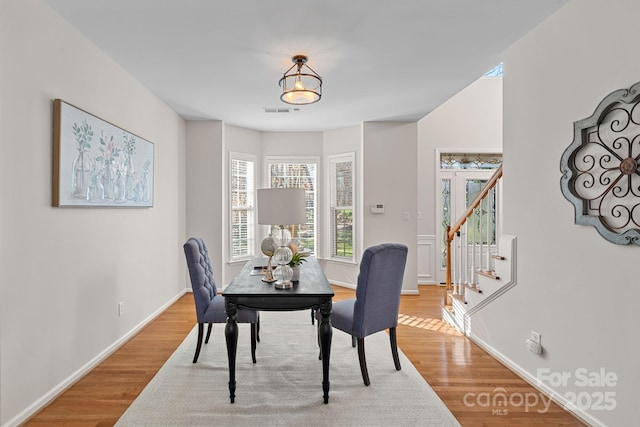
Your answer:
560,81 -> 640,245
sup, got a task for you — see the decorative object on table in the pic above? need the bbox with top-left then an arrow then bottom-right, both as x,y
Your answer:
260,236 -> 278,282
560,81 -> 640,245
279,54 -> 322,105
52,99 -> 154,208
288,249 -> 308,282
257,187 -> 307,289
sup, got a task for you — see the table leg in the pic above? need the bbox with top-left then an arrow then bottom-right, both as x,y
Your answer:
225,298 -> 238,403
319,299 -> 332,404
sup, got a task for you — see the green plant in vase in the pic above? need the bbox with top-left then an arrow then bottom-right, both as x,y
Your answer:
288,251 -> 307,282
288,252 -> 308,268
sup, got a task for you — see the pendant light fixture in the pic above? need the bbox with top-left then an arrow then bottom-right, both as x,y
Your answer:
279,55 -> 322,105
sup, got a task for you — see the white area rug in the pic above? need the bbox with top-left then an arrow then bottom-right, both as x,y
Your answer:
116,310 -> 460,426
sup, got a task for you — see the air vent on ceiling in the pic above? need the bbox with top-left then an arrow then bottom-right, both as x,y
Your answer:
263,107 -> 300,114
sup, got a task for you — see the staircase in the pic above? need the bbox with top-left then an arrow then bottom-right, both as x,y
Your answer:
441,165 -> 517,335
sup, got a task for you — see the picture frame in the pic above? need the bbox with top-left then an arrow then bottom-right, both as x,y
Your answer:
52,99 -> 154,207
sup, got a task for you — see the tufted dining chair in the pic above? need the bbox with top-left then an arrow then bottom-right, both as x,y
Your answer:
322,243 -> 408,386
184,237 -> 259,364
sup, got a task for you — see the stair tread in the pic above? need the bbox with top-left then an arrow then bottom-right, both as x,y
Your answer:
464,283 -> 483,293
477,270 -> 500,280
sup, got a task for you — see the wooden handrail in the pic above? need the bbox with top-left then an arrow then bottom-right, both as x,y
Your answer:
445,164 -> 503,304
447,164 -> 503,242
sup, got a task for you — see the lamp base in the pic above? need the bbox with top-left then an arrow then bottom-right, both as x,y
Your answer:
274,280 -> 293,289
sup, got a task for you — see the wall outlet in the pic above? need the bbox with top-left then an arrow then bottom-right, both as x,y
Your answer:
118,301 -> 124,317
530,330 -> 541,344
525,339 -> 543,355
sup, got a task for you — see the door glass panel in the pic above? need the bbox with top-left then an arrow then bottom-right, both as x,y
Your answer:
440,178 -> 451,269
466,179 -> 486,244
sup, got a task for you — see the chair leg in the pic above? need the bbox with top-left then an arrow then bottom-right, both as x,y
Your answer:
311,308 -> 315,325
351,335 -> 356,348
193,323 -> 205,363
389,327 -> 401,371
256,313 -> 261,343
204,323 -> 213,344
356,337 -> 370,386
251,322 -> 257,363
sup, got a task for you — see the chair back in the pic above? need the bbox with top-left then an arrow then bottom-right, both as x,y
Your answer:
352,243 -> 408,337
183,237 -> 218,322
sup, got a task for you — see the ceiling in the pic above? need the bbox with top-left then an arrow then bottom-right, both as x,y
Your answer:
44,0 -> 567,132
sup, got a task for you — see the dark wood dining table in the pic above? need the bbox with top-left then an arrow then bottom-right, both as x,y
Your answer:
222,257 -> 334,403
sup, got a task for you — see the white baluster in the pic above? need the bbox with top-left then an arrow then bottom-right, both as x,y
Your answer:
452,232 -> 457,295
458,230 -> 462,295
493,185 -> 499,267
486,194 -> 491,270
463,222 -> 467,287
479,199 -> 484,273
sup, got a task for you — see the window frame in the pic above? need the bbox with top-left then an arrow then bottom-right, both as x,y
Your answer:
229,151 -> 256,262
328,152 -> 355,262
265,156 -> 319,255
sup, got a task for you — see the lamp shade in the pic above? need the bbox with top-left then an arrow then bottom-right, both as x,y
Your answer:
257,188 -> 307,225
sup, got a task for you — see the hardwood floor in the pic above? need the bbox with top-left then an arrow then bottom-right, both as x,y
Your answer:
23,286 -> 584,426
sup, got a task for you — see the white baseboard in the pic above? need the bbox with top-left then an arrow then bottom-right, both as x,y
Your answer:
329,280 -> 356,290
4,290 -> 188,427
467,332 -> 604,427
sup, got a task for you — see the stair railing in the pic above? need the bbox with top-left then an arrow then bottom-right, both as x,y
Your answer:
445,165 -> 502,306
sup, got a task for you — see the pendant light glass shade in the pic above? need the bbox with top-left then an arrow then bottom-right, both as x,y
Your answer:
279,55 -> 322,105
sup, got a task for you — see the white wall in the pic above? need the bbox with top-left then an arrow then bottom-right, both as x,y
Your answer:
224,124 -> 262,283
186,123 -> 421,293
0,1 -> 186,425
417,77 -> 503,284
474,1 -> 640,425
417,77 -> 503,236
185,121 -> 224,283
363,122 -> 418,293
260,131 -> 324,160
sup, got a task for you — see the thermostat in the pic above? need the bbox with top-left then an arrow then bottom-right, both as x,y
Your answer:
370,203 -> 385,214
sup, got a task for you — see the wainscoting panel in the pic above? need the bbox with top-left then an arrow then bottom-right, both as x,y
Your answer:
417,235 -> 437,285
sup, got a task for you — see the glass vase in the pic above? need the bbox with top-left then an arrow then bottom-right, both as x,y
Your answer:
142,171 -> 150,202
114,168 -> 126,203
72,151 -> 90,198
87,177 -> 104,203
102,160 -> 117,200
123,153 -> 135,200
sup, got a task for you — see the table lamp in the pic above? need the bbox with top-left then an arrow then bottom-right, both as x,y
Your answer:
257,188 -> 306,289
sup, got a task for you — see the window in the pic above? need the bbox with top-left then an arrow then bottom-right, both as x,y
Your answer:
230,153 -> 255,260
484,63 -> 503,77
266,157 -> 317,254
329,153 -> 354,261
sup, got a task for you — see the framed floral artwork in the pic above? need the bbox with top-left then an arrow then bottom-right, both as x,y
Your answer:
52,99 -> 154,207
